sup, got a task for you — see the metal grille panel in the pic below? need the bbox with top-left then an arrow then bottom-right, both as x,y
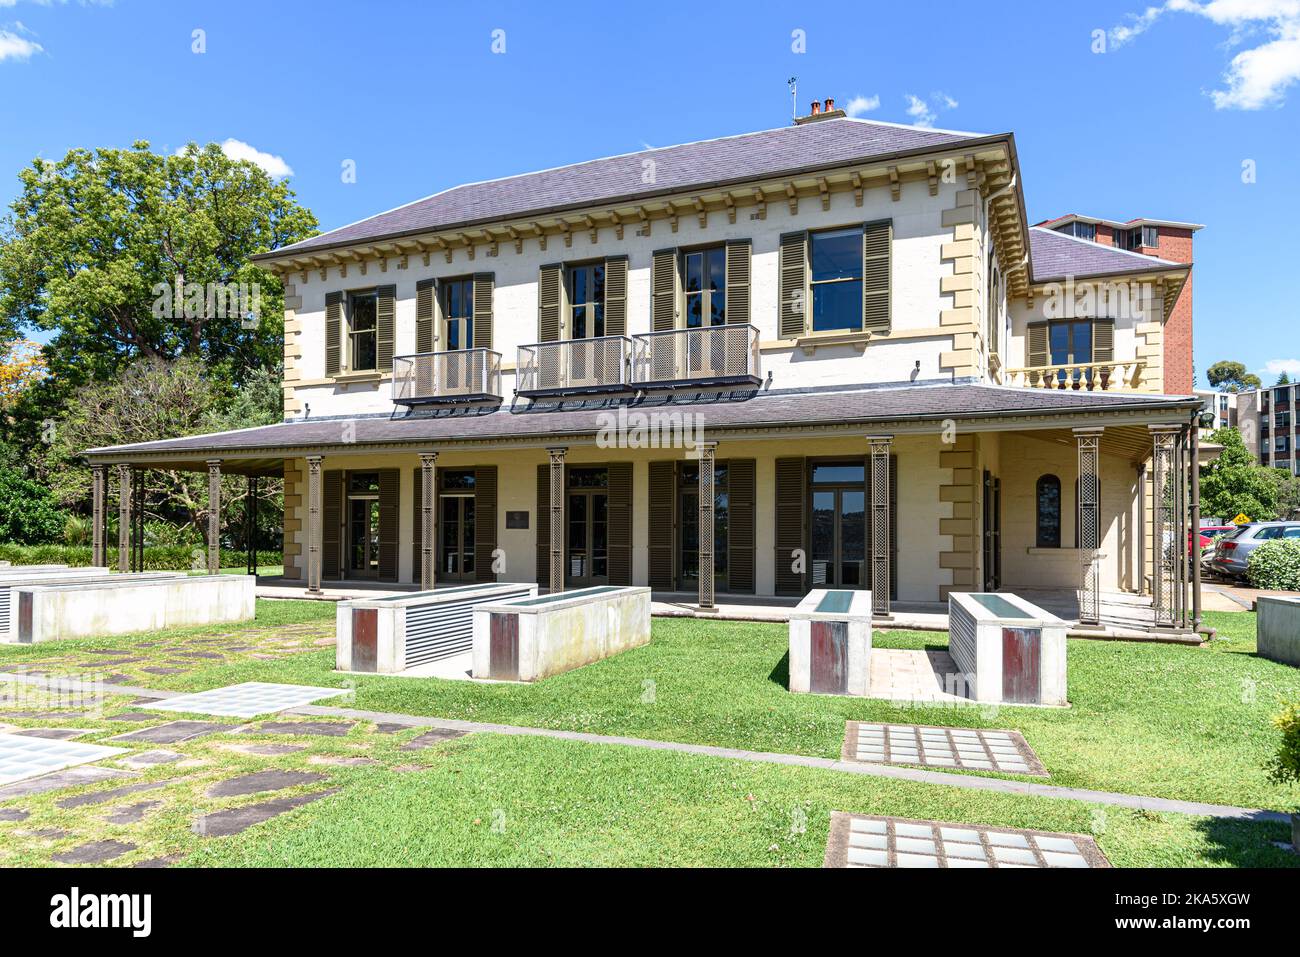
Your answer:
403,587 -> 535,665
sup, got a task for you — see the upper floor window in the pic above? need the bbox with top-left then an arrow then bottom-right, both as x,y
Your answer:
1036,475 -> 1062,548
810,227 -> 863,332
1056,221 -> 1095,241
683,247 -> 726,328
439,277 -> 474,350
347,290 -> 378,372
568,263 -> 605,339
1116,226 -> 1158,251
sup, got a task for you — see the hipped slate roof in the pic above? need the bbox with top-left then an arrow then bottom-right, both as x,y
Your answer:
263,119 -> 994,259
1028,226 -> 1187,282
85,383 -> 1198,461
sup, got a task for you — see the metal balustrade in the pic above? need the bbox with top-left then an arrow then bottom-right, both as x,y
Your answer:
392,349 -> 502,405
630,324 -> 761,390
516,336 -> 632,397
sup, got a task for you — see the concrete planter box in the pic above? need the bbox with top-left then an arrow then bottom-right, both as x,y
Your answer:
337,582 -> 538,673
1257,596 -> 1300,668
2,571 -> 181,643
947,592 -> 1068,706
472,586 -> 651,681
0,564 -> 81,577
788,589 -> 873,696
15,574 -> 255,643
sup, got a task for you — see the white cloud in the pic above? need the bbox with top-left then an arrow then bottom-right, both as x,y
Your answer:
903,92 -> 958,128
217,139 -> 294,178
1263,358 -> 1300,376
844,94 -> 880,117
1110,0 -> 1300,109
0,26 -> 41,62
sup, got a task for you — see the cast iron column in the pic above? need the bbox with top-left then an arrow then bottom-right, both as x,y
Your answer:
206,459 -> 222,575
420,451 -> 438,591
867,435 -> 892,619
1150,426 -> 1179,630
306,455 -> 323,595
698,442 -> 717,610
1191,420 -> 1203,632
1074,427 -> 1104,627
548,447 -> 566,593
116,464 -> 131,573
90,465 -> 106,568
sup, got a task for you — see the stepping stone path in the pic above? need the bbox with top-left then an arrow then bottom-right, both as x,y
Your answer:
842,722 -> 1045,776
12,728 -> 99,741
206,770 -> 327,798
141,667 -> 187,676
307,755 -> 378,767
103,801 -> 162,825
0,808 -> 30,821
106,720 -> 227,745
52,840 -> 136,865
0,766 -> 130,801
145,682 -> 343,718
192,789 -> 340,838
56,779 -> 173,809
116,750 -> 184,770
110,712 -> 168,722
134,855 -> 182,868
246,721 -> 354,737
220,743 -> 307,757
373,723 -> 413,734
824,813 -> 1110,869
400,729 -> 468,751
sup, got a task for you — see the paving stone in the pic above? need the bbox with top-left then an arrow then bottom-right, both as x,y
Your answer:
106,720 -> 227,745
12,728 -> 100,741
174,652 -> 224,660
0,808 -> 30,822
133,854 -> 182,868
0,711 -> 88,720
373,723 -> 413,734
842,721 -> 1048,776
247,721 -> 354,737
147,682 -> 343,718
21,827 -> 70,840
192,789 -> 340,837
206,770 -> 327,798
116,750 -> 184,770
56,779 -> 173,809
52,840 -> 136,864
141,667 -> 188,676
0,766 -> 132,801
400,729 -> 468,750
219,742 -> 307,757
306,755 -> 379,767
103,801 -> 162,824
110,712 -> 166,722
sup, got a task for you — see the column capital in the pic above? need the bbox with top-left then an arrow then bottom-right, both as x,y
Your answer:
1148,424 -> 1183,434
1071,426 -> 1105,437
419,450 -> 438,465
206,458 -> 223,466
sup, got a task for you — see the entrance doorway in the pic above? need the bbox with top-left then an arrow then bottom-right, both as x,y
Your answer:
679,461 -> 729,592
983,470 -> 1002,591
439,470 -> 477,582
347,473 -> 381,578
566,467 -> 609,587
809,463 -> 866,587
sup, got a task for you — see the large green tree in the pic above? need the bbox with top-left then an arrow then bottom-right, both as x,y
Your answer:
1200,427 -> 1279,522
1205,360 -> 1262,393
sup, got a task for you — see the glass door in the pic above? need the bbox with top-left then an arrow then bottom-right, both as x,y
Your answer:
809,463 -> 866,588
439,495 -> 476,581
346,472 -> 381,578
679,462 -> 729,592
566,467 -> 608,587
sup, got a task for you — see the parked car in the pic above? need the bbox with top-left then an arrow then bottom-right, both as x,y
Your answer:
1191,525 -> 1236,560
1210,522 -> 1300,580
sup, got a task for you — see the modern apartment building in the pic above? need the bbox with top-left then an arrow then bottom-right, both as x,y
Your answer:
84,105 -> 1205,632
1249,383 -> 1300,476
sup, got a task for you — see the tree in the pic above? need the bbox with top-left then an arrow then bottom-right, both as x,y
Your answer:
1205,360 -> 1262,393
0,443 -> 66,544
0,141 -> 317,396
0,338 -> 46,410
1264,466 -> 1300,520
1279,371 -> 1292,386
1200,427 -> 1279,521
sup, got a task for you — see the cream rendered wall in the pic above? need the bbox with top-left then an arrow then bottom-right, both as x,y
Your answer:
286,177 -> 974,420
1005,286 -> 1161,374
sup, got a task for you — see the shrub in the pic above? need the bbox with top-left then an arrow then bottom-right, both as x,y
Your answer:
1266,700 -> 1300,798
1246,539 -> 1300,590
0,460 -> 66,545
0,543 -> 281,570
62,514 -> 91,547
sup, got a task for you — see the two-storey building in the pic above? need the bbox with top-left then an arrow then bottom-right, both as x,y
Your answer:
84,108 -> 1205,634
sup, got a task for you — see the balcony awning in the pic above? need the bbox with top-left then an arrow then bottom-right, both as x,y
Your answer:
82,382 -> 1201,471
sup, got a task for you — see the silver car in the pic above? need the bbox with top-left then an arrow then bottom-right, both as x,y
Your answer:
1210,522 -> 1300,580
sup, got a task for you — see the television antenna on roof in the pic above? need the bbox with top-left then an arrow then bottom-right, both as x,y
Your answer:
788,77 -> 798,121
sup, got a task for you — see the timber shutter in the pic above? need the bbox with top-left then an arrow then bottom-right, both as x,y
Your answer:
325,291 -> 343,376
410,468 -> 422,581
607,463 -> 633,586
1027,321 -> 1049,385
774,457 -> 807,595
728,458 -> 756,594
376,284 -> 396,372
724,240 -> 751,325
1092,318 -> 1115,363
535,464 -> 551,591
538,264 -> 562,341
779,231 -> 808,339
322,470 -> 343,579
648,461 -> 676,589
604,256 -> 628,337
472,273 -> 494,351
474,466 -> 498,582
862,220 -> 892,333
651,248 -> 678,331
377,469 -> 399,581
415,279 -> 436,353
888,455 -> 899,600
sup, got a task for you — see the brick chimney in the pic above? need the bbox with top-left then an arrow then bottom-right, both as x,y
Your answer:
794,97 -> 847,125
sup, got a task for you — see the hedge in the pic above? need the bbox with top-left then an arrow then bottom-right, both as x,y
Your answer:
0,543 -> 282,571
1246,539 -> 1300,591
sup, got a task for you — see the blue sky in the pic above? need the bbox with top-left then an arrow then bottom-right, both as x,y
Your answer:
2,0 -> 1297,387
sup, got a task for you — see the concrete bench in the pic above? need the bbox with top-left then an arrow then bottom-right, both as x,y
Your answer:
2,571 -> 181,643
948,592 -> 1067,706
1258,596 -> 1300,668
337,582 -> 539,673
788,589 -> 873,696
15,575 -> 255,643
473,586 -> 651,681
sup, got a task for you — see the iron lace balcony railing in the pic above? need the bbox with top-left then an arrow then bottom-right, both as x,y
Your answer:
630,324 -> 761,390
515,336 -> 632,397
392,349 -> 502,405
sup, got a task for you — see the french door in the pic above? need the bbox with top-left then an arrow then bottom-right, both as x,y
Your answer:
567,488 -> 609,587
810,463 -> 867,587
347,490 -> 381,578
439,494 -> 476,581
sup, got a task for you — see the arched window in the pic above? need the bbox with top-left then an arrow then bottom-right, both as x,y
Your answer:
1036,475 -> 1062,548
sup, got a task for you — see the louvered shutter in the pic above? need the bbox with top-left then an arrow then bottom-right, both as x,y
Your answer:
411,467 -> 422,583
648,461 -> 676,589
1027,322 -> 1049,385
376,284 -> 396,372
536,464 -> 551,591
888,455 -> 898,601
538,264 -> 562,341
604,256 -> 628,337
607,462 -> 633,586
779,231 -> 808,339
1092,319 -> 1114,362
416,279 -> 436,353
325,291 -> 343,376
322,470 -> 343,579
474,466 -> 498,582
724,240 -> 751,325
472,272 -> 494,351
728,458 -> 756,594
377,469 -> 399,581
862,220 -> 891,333
774,457 -> 806,595
651,248 -> 678,332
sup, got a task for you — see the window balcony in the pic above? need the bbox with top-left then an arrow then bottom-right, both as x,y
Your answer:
516,336 -> 632,398
1003,360 -> 1146,392
391,349 -> 502,406
630,324 -> 762,390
